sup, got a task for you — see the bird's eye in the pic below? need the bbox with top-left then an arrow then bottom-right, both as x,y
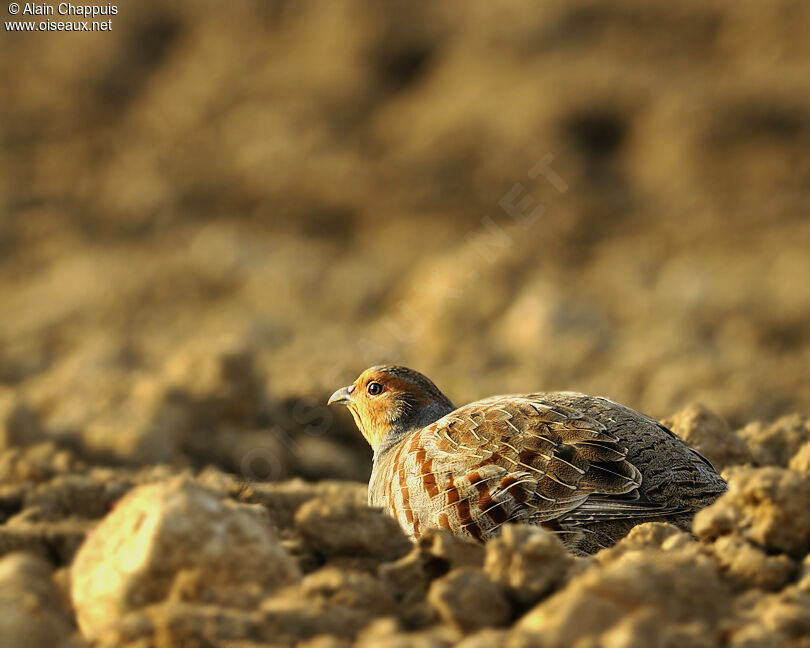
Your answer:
367,382 -> 384,396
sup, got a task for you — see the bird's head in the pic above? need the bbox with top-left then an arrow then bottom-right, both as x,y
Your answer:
327,365 -> 456,452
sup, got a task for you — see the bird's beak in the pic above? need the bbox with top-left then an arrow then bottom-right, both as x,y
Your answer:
327,386 -> 353,407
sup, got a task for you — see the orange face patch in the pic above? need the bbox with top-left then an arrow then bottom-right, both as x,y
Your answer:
333,366 -> 457,453
344,369 -> 428,450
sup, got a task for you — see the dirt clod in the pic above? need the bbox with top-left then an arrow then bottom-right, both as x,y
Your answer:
428,568 -> 512,633
294,492 -> 412,565
694,467 -> 810,558
71,478 -> 299,636
484,524 -> 575,608
0,553 -> 74,648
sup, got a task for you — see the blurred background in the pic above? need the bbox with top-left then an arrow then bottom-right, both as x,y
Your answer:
1,0 -> 809,484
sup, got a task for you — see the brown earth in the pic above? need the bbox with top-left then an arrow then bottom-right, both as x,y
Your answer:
1,0 -> 809,646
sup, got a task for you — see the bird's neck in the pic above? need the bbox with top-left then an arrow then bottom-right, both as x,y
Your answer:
373,399 -> 456,458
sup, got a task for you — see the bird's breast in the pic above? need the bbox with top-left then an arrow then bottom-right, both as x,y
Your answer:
369,429 -> 445,540
368,425 -> 515,543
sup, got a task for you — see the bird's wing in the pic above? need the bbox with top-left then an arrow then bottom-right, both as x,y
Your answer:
412,395 -> 644,540
558,493 -> 686,525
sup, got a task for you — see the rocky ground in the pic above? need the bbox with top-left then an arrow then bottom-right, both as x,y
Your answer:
2,407 -> 810,647
2,0 -> 810,646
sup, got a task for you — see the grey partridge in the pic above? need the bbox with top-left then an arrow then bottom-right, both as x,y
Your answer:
328,365 -> 726,554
